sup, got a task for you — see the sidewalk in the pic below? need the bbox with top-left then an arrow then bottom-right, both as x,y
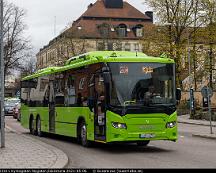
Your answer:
0,128 -> 68,169
178,114 -> 216,140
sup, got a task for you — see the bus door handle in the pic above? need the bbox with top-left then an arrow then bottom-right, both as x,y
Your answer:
55,112 -> 58,117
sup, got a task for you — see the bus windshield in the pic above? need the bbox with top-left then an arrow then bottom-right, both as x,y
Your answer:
108,62 -> 175,107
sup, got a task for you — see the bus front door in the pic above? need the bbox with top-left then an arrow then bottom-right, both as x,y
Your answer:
94,75 -> 106,142
49,81 -> 55,133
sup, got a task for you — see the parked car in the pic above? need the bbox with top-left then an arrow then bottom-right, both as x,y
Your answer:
13,103 -> 20,120
4,98 -> 20,117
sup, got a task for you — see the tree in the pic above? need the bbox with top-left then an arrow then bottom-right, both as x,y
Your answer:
20,57 -> 36,77
3,1 -> 31,76
57,26 -> 92,64
143,0 -> 203,88
199,0 -> 216,89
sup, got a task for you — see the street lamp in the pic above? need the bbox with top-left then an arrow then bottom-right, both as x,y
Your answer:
164,22 -> 173,57
0,0 -> 5,148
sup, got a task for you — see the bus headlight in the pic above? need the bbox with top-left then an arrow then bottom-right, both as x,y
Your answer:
112,122 -> 127,129
166,121 -> 176,128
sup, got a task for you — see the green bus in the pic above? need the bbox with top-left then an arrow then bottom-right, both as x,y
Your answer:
20,51 -> 181,147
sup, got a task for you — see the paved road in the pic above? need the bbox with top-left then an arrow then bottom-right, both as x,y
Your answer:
5,116 -> 216,168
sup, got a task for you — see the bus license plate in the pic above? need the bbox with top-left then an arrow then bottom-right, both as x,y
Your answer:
140,134 -> 155,138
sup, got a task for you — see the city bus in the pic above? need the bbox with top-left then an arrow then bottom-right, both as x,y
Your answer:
20,51 -> 181,147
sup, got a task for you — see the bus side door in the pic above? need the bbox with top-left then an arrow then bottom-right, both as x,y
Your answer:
48,80 -> 55,133
93,74 -> 106,142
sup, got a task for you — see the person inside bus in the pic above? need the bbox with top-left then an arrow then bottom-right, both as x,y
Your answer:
98,91 -> 105,113
144,85 -> 156,103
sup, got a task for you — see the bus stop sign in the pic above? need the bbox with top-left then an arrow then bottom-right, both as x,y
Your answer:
201,86 -> 213,98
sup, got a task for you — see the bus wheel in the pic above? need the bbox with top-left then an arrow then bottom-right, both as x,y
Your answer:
29,117 -> 35,135
137,141 -> 150,146
80,121 -> 90,147
36,116 -> 42,137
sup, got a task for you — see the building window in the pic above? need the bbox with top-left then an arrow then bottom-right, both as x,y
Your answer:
113,42 -> 122,51
134,25 -> 144,37
79,78 -> 85,90
134,43 -> 139,51
136,28 -> 143,37
125,43 -> 131,51
40,78 -> 49,91
107,42 -> 113,51
97,42 -> 106,51
117,24 -> 127,37
98,23 -> 110,38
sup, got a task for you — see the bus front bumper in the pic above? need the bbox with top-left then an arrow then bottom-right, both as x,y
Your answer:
106,126 -> 178,143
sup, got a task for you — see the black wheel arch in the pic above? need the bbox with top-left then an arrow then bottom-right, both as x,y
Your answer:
77,116 -> 86,140
29,114 -> 34,129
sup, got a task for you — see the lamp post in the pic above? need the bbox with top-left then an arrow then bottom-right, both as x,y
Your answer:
0,0 -> 5,148
187,29 -> 195,118
165,22 -> 173,57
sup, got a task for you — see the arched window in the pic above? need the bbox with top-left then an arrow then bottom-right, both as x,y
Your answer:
117,24 -> 127,37
134,24 -> 144,37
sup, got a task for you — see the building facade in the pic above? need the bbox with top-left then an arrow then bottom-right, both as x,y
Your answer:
36,0 -> 153,69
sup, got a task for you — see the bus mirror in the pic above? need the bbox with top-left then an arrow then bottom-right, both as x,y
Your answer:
21,80 -> 37,89
176,88 -> 181,101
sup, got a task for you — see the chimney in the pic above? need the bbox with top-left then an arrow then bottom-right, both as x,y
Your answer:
88,3 -> 93,9
104,0 -> 123,9
145,11 -> 154,23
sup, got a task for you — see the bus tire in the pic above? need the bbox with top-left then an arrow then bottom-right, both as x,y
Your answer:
137,140 -> 150,146
79,121 -> 91,147
36,116 -> 42,137
29,116 -> 35,135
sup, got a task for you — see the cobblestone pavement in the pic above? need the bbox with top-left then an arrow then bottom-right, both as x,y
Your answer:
0,128 -> 68,169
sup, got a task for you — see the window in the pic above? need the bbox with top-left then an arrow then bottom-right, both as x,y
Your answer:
134,25 -> 144,37
98,23 -> 110,38
79,78 -> 85,90
107,42 -> 113,51
117,24 -> 127,37
136,28 -> 143,37
97,42 -> 106,51
113,42 -> 122,51
39,78 -> 49,91
125,43 -> 131,51
134,43 -> 139,51
66,75 -> 76,106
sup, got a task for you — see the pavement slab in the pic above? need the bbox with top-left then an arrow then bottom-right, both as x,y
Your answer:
178,114 -> 216,127
0,128 -> 68,169
178,114 -> 216,140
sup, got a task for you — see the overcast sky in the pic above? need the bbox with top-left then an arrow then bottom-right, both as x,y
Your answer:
7,0 -> 149,56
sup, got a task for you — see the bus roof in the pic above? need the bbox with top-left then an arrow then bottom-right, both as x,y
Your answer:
22,51 -> 175,81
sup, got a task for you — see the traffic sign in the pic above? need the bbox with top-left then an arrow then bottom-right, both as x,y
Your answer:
201,86 -> 213,98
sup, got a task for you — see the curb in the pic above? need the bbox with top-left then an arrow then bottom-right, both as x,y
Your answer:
192,134 -> 216,140
5,126 -> 69,168
178,121 -> 216,127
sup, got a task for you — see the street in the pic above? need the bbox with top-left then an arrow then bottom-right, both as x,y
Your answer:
5,116 -> 216,169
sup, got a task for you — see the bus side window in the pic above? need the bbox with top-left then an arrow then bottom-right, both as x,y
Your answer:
65,75 -> 76,107
54,74 -> 65,107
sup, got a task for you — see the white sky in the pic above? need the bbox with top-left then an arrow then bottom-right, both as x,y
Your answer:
7,0 -> 150,55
